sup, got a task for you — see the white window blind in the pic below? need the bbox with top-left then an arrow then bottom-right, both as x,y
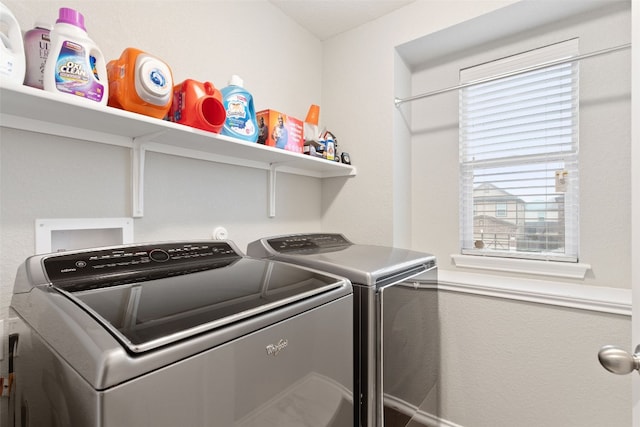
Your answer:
459,39 -> 579,262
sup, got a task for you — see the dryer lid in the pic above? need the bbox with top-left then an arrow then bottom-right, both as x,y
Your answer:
249,233 -> 436,287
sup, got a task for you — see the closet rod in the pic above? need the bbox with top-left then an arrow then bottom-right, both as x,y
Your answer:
394,42 -> 631,107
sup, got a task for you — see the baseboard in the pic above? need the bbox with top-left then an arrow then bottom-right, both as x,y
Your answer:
384,394 -> 463,427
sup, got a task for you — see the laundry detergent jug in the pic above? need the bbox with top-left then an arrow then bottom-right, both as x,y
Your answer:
107,48 -> 173,119
0,2 -> 26,85
44,7 -> 108,104
220,75 -> 258,142
169,79 -> 226,133
23,22 -> 51,89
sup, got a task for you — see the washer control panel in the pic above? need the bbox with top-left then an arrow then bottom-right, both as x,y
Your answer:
266,233 -> 351,253
43,241 -> 240,286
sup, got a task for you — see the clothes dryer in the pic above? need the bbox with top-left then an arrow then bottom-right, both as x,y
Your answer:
247,233 -> 437,427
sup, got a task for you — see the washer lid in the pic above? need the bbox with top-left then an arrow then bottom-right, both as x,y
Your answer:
39,241 -> 349,353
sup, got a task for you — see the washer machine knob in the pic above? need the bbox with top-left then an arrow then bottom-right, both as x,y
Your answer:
149,249 -> 170,262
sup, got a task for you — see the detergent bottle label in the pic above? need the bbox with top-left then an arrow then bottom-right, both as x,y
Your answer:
54,40 -> 105,102
224,94 -> 256,138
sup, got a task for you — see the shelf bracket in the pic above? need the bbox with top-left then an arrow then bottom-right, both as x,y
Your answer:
268,164 -> 278,218
132,131 -> 167,218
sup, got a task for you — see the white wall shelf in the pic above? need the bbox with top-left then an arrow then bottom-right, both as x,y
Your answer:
0,83 -> 356,217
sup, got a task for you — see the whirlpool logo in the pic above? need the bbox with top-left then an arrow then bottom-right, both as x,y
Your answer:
266,339 -> 288,356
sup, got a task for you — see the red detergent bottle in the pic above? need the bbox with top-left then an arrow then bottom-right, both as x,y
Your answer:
169,79 -> 226,133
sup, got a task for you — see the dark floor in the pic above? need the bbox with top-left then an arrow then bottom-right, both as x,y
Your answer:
384,405 -> 429,427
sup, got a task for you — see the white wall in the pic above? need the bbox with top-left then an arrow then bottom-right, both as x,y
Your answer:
321,0 -> 632,425
409,2 -> 631,289
321,0 -> 518,246
436,291 -> 630,426
1,0 -> 634,426
0,0 -> 326,312
0,3 -> 327,423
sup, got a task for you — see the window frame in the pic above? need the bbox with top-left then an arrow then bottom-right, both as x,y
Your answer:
458,39 -> 580,263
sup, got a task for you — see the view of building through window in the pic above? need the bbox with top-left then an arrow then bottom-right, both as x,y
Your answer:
472,181 -> 565,253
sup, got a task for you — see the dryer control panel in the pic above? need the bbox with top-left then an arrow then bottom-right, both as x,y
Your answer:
266,233 -> 352,253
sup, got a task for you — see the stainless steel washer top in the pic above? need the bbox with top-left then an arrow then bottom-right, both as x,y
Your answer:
247,233 -> 436,287
11,240 -> 353,390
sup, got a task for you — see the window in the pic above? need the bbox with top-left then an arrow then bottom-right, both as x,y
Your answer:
459,40 -> 579,262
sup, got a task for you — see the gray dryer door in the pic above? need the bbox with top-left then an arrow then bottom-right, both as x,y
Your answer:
380,266 -> 438,427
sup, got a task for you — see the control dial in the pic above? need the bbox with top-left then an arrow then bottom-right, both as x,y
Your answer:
149,249 -> 170,262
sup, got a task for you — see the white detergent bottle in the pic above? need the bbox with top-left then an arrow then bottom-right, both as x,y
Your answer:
44,7 -> 108,104
0,2 -> 26,85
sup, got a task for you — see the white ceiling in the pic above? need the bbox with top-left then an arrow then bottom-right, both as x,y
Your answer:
268,0 -> 416,40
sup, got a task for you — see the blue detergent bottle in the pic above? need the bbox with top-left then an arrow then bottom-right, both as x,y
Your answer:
220,75 -> 258,142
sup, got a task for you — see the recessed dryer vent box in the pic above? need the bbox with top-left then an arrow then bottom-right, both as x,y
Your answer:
35,218 -> 134,254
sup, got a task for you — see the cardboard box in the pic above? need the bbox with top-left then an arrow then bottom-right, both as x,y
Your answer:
256,110 -> 304,153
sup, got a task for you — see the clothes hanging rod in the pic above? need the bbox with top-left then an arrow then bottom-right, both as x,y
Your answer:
394,42 -> 631,107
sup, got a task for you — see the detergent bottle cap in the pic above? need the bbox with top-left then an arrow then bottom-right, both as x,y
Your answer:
136,55 -> 172,100
305,104 -> 320,126
56,8 -> 86,31
229,74 -> 243,87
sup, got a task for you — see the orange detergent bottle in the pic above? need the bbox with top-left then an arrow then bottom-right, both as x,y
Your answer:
168,79 -> 226,133
107,47 -> 173,119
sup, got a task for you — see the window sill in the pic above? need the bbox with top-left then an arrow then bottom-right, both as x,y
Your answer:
424,269 -> 631,316
451,253 -> 591,279
424,255 -> 631,316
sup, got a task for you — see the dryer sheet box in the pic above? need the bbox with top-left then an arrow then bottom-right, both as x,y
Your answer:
256,109 -> 304,153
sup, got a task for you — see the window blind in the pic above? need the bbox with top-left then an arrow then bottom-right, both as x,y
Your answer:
459,39 -> 579,262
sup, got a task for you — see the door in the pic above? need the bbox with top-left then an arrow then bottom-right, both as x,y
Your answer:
598,2 -> 639,425
633,2 -> 639,425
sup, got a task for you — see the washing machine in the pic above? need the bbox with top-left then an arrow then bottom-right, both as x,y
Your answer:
247,233 -> 437,427
9,240 -> 354,427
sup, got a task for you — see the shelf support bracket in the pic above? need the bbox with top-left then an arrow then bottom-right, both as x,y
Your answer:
132,131 -> 166,218
268,164 -> 279,218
